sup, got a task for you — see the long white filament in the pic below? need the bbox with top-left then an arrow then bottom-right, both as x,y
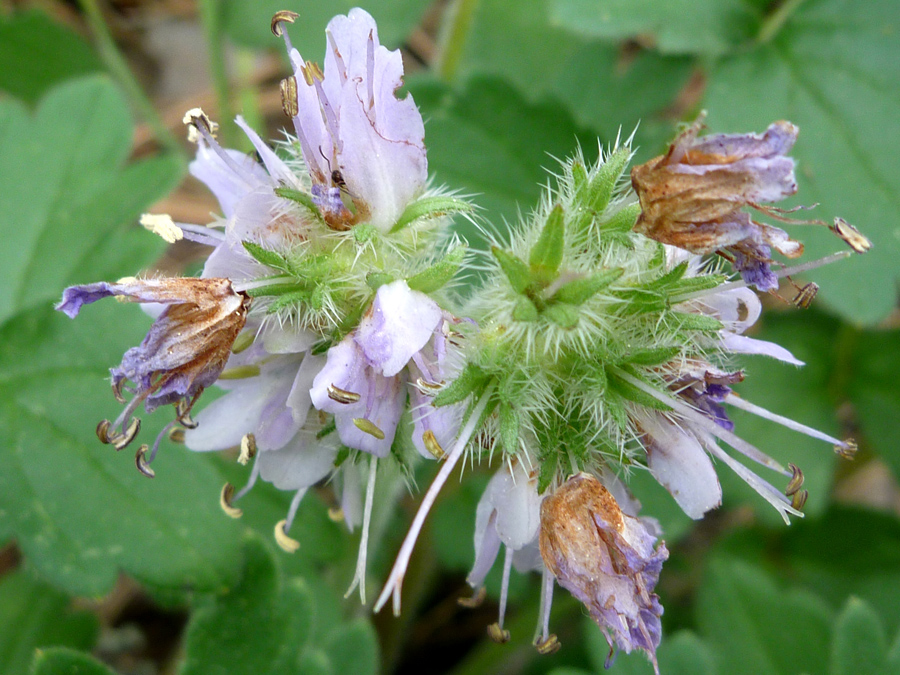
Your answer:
374,383 -> 496,614
345,455 -> 378,604
724,393 -> 850,449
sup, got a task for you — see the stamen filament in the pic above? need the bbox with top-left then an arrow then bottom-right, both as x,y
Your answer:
345,456 -> 378,604
725,393 -> 851,449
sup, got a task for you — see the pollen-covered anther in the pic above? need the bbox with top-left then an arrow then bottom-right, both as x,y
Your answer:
280,76 -> 299,118
182,107 -> 218,143
274,519 -> 301,553
135,445 -> 155,478
535,634 -> 561,655
327,506 -> 345,522
270,10 -> 298,36
835,439 -> 858,460
168,427 -> 185,443
415,377 -> 444,394
422,430 -> 445,459
353,418 -> 385,439
785,463 -> 804,496
238,433 -> 257,465
791,489 -> 809,511
327,384 -> 361,404
487,623 -> 510,644
140,213 -> 183,244
219,483 -> 243,518
831,218 -> 872,254
792,282 -> 818,309
457,586 -> 487,609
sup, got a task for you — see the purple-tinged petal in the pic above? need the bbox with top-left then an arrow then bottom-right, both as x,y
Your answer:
719,332 -> 804,366
184,380 -> 268,451
235,116 -> 297,186
189,144 -> 268,219
257,428 -> 339,491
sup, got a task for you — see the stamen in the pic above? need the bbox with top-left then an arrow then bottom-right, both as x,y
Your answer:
328,506 -> 344,522
422,431 -> 445,459
366,30 -> 375,110
374,383 -> 496,615
487,623 -> 510,643
724,393 -> 855,454
353,418 -> 385,439
326,31 -> 348,85
274,487 -> 308,553
238,433 -> 257,465
147,419 -> 179,462
270,10 -> 299,53
345,457 -> 378,604
835,439 -> 858,460
140,214 -> 183,244
234,455 -> 261,501
791,282 -> 818,309
328,384 -> 361,404
457,586 -> 486,608
535,568 -> 555,644
119,416 -> 142,447
280,77 -> 299,118
785,463 -> 804,496
96,419 -> 112,445
219,483 -> 243,518
497,546 -> 514,632
831,218 -> 872,253
168,427 -> 185,443
182,107 -> 218,142
135,445 -> 155,478
791,489 -> 809,510
535,634 -> 561,655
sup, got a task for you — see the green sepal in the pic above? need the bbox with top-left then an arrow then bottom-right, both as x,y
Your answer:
491,247 -> 531,294
587,146 -> 631,214
623,346 -> 682,366
571,160 -> 588,195
667,273 -> 729,298
391,195 -> 474,233
552,268 -> 624,305
607,367 -> 672,411
407,245 -> 467,293
242,241 -> 293,274
498,400 -> 520,455
529,204 -> 565,277
311,339 -> 332,356
246,281 -> 304,297
670,311 -> 724,333
645,261 -> 688,290
366,272 -> 395,290
274,186 -> 323,221
433,363 -> 489,407
543,302 -> 580,329
537,449 -> 559,494
353,224 -> 378,244
333,444 -> 350,466
512,297 -> 539,322
600,202 -> 641,233
266,290 -> 311,314
604,390 -> 630,431
615,289 -> 667,314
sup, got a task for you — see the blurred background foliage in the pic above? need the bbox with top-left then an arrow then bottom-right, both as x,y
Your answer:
0,0 -> 899,673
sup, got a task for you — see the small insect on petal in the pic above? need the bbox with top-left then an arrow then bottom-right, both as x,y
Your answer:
275,519 -> 301,553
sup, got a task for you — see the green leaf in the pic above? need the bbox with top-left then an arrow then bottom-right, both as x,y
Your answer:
319,619 -> 380,675
0,303 -> 243,596
180,536 -> 315,675
550,0 -> 764,56
221,0 -> 428,50
30,648 -> 116,675
0,76 -> 183,325
831,597 -> 895,675
0,11 -> 102,103
408,76 -> 597,237
0,569 -> 97,675
703,0 -> 900,323
452,1 -> 694,158
697,558 -> 832,675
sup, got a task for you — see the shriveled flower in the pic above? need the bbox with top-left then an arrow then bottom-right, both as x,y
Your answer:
56,277 -> 249,475
274,8 -> 427,231
631,115 -> 803,290
539,473 -> 668,673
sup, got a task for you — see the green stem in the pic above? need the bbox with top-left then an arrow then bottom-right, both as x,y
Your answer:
436,0 -> 480,82
757,0 -> 806,44
77,0 -> 185,159
198,0 -> 236,147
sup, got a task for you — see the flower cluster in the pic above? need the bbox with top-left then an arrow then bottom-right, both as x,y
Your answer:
56,7 -> 870,672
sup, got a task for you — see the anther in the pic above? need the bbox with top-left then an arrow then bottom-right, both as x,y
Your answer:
353,418 -> 385,439
219,483 -> 243,518
182,107 -> 218,144
791,489 -> 808,511
534,634 -> 561,655
415,377 -> 444,393
792,282 -> 818,309
835,439 -> 858,460
831,218 -> 872,254
422,431 -> 446,460
139,213 -> 183,244
487,623 -> 510,644
327,506 -> 345,522
115,417 -> 142,450
175,400 -> 198,429
135,445 -> 155,478
274,519 -> 301,553
457,587 -> 486,608
280,76 -> 299,118
785,463 -> 804,496
328,384 -> 361,404
96,419 -> 112,445
238,433 -> 257,465
270,10 -> 299,37
168,428 -> 185,443
111,379 -> 126,404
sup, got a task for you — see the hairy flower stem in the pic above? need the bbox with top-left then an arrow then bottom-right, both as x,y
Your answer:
77,0 -> 185,159
375,382 -> 497,614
